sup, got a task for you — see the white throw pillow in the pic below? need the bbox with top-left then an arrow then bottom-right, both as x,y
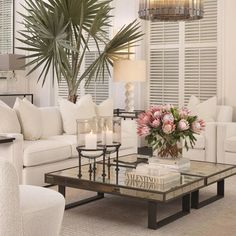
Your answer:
187,95 -> 200,115
0,100 -> 21,133
197,96 -> 217,122
76,94 -> 93,106
95,98 -> 114,117
13,98 -> 42,140
59,96 -> 96,135
187,96 -> 217,122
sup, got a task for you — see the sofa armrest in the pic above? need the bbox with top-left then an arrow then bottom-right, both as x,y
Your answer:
217,122 -> 236,163
0,133 -> 24,183
204,122 -> 217,162
121,120 -> 138,152
217,105 -> 233,122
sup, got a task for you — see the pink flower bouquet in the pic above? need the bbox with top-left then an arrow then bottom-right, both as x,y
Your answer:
137,105 -> 205,159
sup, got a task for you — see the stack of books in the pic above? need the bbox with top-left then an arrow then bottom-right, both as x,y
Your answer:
125,165 -> 181,185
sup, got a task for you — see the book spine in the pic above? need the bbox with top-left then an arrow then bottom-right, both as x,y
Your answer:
125,172 -> 180,185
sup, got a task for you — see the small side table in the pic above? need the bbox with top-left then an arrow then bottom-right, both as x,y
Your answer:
0,136 -> 15,144
76,145 -> 107,181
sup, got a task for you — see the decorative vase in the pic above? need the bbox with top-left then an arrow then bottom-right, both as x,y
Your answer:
155,140 -> 183,159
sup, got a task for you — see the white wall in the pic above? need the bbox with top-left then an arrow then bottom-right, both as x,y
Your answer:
222,0 -> 236,120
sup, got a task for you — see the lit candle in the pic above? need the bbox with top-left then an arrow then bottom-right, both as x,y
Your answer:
105,129 -> 113,145
101,130 -> 106,145
85,131 -> 97,149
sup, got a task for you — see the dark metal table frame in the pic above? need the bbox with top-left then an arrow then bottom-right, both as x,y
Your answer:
184,163 -> 236,209
56,182 -> 192,229
191,179 -> 225,209
0,136 -> 15,144
148,194 -> 190,230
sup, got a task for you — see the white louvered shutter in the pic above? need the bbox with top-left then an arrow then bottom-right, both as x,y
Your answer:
150,49 -> 179,106
83,23 -> 110,104
149,22 -> 180,106
184,47 -> 217,104
184,0 -> 218,105
84,51 -> 109,104
0,0 -> 13,53
148,0 -> 218,107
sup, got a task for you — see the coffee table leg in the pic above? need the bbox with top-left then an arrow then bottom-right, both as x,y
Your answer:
58,185 -> 66,198
191,179 -> 225,209
148,194 -> 190,230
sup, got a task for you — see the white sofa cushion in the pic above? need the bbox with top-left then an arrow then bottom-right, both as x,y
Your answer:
0,100 -> 21,133
23,140 -> 71,167
224,137 -> 236,153
192,134 -> 205,150
187,95 -> 200,115
58,95 -> 96,135
187,96 -> 217,122
14,98 -> 42,141
47,135 -> 78,157
95,98 -> 114,117
40,107 -> 63,138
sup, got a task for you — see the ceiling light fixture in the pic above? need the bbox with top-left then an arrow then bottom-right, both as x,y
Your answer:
139,0 -> 204,21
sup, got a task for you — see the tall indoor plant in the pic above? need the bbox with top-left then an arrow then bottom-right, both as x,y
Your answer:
18,0 -> 143,103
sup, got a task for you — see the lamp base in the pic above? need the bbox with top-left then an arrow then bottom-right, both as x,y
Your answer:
125,82 -> 134,112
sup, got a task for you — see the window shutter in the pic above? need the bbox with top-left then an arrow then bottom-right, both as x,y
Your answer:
149,22 -> 180,106
150,22 -> 179,45
0,0 -> 13,53
84,51 -> 109,104
185,0 -> 217,43
150,49 -> 179,106
184,47 -> 217,104
184,0 -> 218,104
148,0 -> 218,107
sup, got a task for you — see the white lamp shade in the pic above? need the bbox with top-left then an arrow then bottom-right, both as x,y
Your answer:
0,54 -> 26,71
113,60 -> 146,82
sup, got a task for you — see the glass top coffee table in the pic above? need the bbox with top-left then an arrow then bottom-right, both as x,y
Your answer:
180,161 -> 236,209
45,154 -> 236,230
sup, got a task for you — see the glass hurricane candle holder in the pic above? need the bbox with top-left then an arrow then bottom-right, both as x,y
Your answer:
100,117 -> 122,145
76,118 -> 98,149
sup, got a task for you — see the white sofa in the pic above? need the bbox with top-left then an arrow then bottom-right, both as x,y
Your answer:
217,122 -> 236,165
183,105 -> 233,162
0,159 -> 65,236
0,107 -> 138,186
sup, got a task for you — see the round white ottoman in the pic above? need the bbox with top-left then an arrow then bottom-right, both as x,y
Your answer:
20,185 -> 65,236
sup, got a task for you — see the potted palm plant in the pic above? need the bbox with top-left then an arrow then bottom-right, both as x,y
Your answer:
17,0 -> 143,103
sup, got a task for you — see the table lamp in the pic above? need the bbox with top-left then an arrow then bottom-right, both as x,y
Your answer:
113,59 -> 146,112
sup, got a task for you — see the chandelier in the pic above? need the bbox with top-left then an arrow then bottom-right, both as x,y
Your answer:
139,0 -> 204,21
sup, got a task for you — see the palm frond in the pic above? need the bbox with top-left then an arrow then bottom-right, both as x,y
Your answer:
18,0 -> 143,97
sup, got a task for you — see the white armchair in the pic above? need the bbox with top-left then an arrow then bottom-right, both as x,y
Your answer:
183,105 -> 233,162
0,159 -> 65,236
217,122 -> 236,164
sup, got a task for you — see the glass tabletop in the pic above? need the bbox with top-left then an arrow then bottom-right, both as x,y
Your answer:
48,154 -> 204,195
180,161 -> 235,177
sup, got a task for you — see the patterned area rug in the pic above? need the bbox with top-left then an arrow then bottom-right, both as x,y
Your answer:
59,176 -> 236,236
